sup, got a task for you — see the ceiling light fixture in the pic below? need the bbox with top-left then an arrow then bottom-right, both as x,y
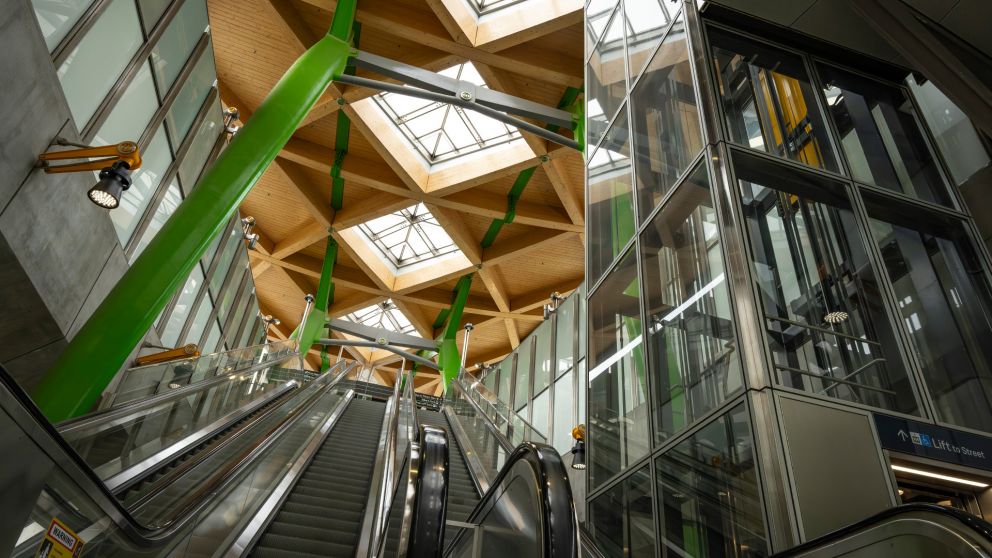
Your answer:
37,139 -> 142,209
891,464 -> 990,488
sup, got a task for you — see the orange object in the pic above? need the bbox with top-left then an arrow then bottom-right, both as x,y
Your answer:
38,140 -> 142,173
134,344 -> 200,367
571,424 -> 585,441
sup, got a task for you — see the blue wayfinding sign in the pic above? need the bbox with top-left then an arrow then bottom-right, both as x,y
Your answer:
874,414 -> 992,472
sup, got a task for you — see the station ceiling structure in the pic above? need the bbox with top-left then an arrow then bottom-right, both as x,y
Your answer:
207,0 -> 585,392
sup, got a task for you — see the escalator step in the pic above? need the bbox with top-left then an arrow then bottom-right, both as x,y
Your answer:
250,398 -> 386,557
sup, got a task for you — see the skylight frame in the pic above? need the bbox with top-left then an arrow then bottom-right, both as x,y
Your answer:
357,203 -> 462,269
345,299 -> 417,335
468,0 -> 531,15
371,62 -> 522,165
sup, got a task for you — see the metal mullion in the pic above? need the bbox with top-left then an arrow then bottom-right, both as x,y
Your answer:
547,313 -> 557,446
81,0 -> 190,142
508,352 -> 518,412
137,32 -> 212,150
51,0 -> 114,67
216,270 -> 250,348
204,264 -> 246,348
228,282 -> 255,347
123,86 -> 220,259
625,5 -> 683,96
634,151 -> 708,236
175,219 -> 237,341
844,167 -> 939,422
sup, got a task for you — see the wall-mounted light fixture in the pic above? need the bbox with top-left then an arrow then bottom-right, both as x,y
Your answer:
223,107 -> 241,140
241,216 -> 259,249
37,139 -> 143,209
570,424 -> 586,470
543,291 -> 565,320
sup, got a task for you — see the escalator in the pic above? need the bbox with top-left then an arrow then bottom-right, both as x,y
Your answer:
771,504 -> 992,557
250,398 -> 385,556
418,410 -> 480,549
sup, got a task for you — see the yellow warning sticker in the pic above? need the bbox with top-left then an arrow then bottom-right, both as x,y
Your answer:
36,518 -> 84,558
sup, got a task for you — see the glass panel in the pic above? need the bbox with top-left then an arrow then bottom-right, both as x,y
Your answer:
160,264 -> 205,347
238,299 -> 259,348
738,154 -> 916,414
656,404 -> 767,558
203,319 -> 221,353
131,178 -> 182,261
710,28 -> 837,172
498,355 -> 514,404
585,0 -> 618,55
226,281 -> 250,341
137,0 -> 171,30
578,358 -> 587,425
165,45 -> 216,145
631,13 -> 702,222
552,370 -> 575,455
579,282 -> 587,361
515,338 -> 532,411
32,0 -> 95,51
216,269 -> 247,326
203,223 -> 228,269
623,0 -> 680,84
184,297 -> 213,346
641,164 -> 744,442
178,105 -> 223,193
57,0 -> 143,128
868,199 -> 992,432
587,6 -> 626,146
588,249 -> 648,488
532,387 -> 549,437
210,226 -> 243,295
589,465 -> 655,558
533,320 -> 552,394
819,64 -> 949,205
907,75 -> 990,187
108,126 -> 171,246
556,295 -> 576,377
151,0 -> 209,93
588,107 -> 635,286
91,61 -> 157,146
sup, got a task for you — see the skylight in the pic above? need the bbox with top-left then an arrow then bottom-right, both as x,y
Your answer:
372,62 -> 521,164
358,203 -> 461,268
468,0 -> 529,15
346,299 -> 416,335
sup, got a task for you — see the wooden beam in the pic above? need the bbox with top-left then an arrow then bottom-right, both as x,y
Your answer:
270,220 -> 328,260
393,299 -> 436,339
482,230 -> 574,266
296,0 -> 583,88
425,204 -> 483,265
271,159 -> 333,227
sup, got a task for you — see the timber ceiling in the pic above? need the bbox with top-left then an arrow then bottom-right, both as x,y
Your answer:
207,0 -> 585,393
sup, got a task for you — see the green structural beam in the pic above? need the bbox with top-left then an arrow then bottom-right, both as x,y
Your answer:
300,238 -> 337,356
437,275 -> 472,388
32,4 -> 358,423
330,22 -> 360,210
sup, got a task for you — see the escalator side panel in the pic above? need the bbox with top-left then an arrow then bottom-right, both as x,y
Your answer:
418,410 -> 480,550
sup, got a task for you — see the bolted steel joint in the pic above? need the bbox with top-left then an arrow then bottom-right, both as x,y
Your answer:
458,90 -> 473,101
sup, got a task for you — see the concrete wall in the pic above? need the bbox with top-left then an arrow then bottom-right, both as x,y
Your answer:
0,0 -> 151,397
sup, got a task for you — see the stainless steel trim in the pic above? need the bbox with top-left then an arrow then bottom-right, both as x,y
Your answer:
315,339 -> 441,370
442,404 -> 492,496
221,389 -> 356,558
356,377 -> 402,558
103,379 -> 299,493
58,350 -> 298,436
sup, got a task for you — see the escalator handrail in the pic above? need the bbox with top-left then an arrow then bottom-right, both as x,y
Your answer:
450,378 -> 514,453
402,424 -> 449,558
445,442 -> 579,558
0,359 -> 353,550
771,503 -> 992,557
455,375 -> 545,444
56,350 -> 301,435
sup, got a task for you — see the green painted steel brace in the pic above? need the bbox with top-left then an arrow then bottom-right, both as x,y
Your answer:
33,4 -> 359,422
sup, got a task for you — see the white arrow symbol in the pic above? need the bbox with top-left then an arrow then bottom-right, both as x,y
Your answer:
898,430 -> 909,441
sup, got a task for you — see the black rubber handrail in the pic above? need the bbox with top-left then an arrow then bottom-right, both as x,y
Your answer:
405,424 -> 449,558
771,503 -> 992,557
0,360 -> 353,550
444,442 -> 578,558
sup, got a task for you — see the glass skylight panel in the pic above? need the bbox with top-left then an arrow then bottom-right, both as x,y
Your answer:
358,203 -> 461,268
372,62 -> 521,164
469,0 -> 530,15
346,299 -> 416,335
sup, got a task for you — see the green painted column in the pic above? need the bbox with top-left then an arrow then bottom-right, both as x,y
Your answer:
33,5 -> 358,422
300,238 -> 337,356
438,275 -> 473,390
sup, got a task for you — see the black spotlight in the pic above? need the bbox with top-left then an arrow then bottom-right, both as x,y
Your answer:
88,161 -> 132,209
570,439 -> 586,470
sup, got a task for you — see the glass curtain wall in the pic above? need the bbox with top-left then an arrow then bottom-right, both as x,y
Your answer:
30,0 -> 265,357
479,288 -> 587,456
587,1 -> 992,556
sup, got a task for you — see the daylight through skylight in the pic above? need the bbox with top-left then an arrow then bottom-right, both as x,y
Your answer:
358,203 -> 461,268
468,0 -> 530,15
372,62 -> 521,164
346,299 -> 416,335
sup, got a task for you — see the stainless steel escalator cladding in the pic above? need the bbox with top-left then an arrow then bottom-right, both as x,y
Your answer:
443,442 -> 579,558
772,503 -> 992,558
403,424 -> 449,558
